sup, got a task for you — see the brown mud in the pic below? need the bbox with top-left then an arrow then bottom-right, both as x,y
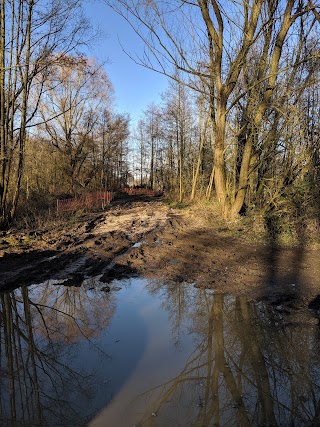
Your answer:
1,195 -> 320,312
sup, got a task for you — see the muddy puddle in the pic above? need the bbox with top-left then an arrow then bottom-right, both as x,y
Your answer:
1,277 -> 320,426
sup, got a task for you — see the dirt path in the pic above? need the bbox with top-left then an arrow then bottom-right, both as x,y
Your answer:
0,197 -> 176,290
1,196 -> 320,310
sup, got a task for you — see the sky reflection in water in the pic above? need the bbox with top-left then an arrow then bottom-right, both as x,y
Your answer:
1,278 -> 320,426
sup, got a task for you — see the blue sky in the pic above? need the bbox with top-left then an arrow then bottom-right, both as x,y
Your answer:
83,2 -> 168,126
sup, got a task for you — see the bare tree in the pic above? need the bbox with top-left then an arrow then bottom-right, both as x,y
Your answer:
0,0 -> 89,228
161,78 -> 196,200
38,55 -> 114,193
98,110 -> 130,190
107,0 -> 320,217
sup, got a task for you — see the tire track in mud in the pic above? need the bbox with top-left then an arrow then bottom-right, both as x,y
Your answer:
0,199 -> 179,290
2,197 -> 319,309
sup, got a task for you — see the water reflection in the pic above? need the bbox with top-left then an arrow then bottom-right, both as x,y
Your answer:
0,282 -> 115,426
93,281 -> 320,427
1,278 -> 320,427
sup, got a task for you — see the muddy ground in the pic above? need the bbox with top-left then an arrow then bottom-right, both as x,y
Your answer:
1,195 -> 320,312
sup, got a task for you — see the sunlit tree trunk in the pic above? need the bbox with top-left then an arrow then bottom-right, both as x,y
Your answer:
190,104 -> 209,201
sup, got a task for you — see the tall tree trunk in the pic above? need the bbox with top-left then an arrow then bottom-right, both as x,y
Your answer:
213,105 -> 228,214
0,0 -> 6,225
149,135 -> 154,189
9,1 -> 33,222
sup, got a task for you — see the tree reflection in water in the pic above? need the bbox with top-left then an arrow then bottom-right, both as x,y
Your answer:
138,282 -> 320,426
3,278 -> 320,427
0,281 -> 115,426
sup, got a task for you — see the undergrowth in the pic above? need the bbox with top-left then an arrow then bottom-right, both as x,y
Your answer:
180,199 -> 320,248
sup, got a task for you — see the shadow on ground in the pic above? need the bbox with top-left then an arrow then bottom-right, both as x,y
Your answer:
121,217 -> 320,305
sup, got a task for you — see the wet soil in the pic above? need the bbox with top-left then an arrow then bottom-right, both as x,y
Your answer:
1,195 -> 320,309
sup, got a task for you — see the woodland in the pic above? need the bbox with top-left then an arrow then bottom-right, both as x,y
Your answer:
1,3 -> 320,424
1,0 -> 320,239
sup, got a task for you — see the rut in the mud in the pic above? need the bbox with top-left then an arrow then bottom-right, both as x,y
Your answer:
1,196 -> 320,307
0,197 -> 177,290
